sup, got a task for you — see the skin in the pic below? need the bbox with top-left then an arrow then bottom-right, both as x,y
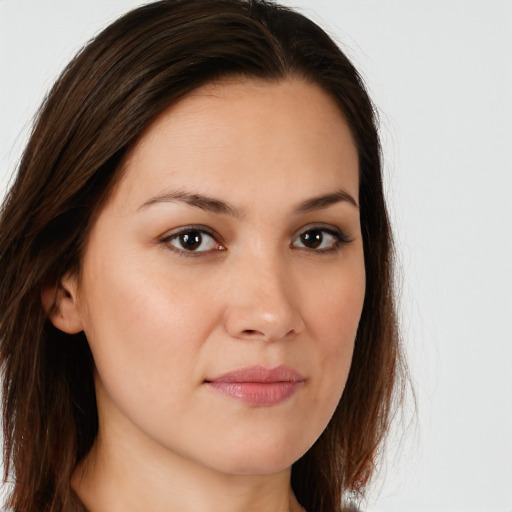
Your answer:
44,77 -> 365,512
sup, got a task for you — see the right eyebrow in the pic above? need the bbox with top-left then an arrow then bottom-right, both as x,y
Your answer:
137,190 -> 243,218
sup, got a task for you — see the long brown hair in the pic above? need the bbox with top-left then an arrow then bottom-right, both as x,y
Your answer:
0,1 -> 406,510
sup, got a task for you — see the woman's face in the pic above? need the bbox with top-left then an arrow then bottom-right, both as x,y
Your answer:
70,77 -> 365,474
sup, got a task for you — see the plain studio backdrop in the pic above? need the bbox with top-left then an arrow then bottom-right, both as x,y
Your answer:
1,1 -> 511,511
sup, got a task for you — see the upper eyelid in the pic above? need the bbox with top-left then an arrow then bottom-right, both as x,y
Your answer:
291,223 -> 348,240
163,223 -> 344,238
162,225 -> 220,241
160,222 -> 352,252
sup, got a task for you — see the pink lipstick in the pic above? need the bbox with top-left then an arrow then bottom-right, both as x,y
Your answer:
205,365 -> 305,406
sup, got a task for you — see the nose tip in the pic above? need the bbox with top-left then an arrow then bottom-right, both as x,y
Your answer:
223,279 -> 305,342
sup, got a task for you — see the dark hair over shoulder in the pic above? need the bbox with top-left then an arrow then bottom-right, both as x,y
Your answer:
0,1 -> 407,511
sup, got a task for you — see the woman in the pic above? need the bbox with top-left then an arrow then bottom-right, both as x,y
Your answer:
0,1 -> 405,511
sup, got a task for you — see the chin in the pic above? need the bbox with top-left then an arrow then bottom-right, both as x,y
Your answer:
204,434 -> 310,476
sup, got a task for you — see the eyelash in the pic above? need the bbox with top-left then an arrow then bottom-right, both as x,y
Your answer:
160,224 -> 351,258
292,226 -> 351,253
161,225 -> 223,258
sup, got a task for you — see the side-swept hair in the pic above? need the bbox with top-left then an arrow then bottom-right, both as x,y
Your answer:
0,1 -> 406,510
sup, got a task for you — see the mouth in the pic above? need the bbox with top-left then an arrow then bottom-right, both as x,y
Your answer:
204,365 -> 305,406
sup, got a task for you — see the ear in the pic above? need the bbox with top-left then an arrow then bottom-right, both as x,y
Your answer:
41,272 -> 84,334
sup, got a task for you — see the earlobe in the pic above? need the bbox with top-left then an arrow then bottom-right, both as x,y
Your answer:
41,273 -> 84,334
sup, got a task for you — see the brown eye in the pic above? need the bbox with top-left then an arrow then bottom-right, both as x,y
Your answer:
178,231 -> 202,250
300,229 -> 323,249
165,229 -> 220,254
292,227 -> 348,252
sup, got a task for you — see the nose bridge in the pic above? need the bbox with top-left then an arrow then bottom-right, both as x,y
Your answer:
224,248 -> 304,341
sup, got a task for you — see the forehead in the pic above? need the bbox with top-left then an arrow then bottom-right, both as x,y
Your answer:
113,76 -> 359,213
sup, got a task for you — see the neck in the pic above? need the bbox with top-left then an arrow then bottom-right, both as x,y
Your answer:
72,416 -> 305,512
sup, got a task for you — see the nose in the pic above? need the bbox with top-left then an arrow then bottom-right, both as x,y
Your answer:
223,254 -> 306,342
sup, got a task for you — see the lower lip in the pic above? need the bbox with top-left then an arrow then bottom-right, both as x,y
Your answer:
206,381 -> 303,406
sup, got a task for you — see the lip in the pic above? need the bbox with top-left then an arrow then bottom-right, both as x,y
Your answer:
205,365 -> 305,407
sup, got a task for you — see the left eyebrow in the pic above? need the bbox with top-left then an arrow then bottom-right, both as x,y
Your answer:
295,189 -> 359,212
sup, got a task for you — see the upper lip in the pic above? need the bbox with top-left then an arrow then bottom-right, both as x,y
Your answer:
206,365 -> 305,383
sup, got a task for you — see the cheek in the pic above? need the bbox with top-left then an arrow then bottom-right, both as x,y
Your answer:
77,245 -> 218,406
308,257 -> 365,350
301,254 -> 365,400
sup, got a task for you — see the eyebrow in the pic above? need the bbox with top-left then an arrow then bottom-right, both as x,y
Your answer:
138,190 -> 241,217
138,188 -> 358,216
296,189 -> 359,212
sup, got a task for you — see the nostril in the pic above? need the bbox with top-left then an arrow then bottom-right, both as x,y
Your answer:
239,328 -> 296,340
243,329 -> 258,336
225,304 -> 305,341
